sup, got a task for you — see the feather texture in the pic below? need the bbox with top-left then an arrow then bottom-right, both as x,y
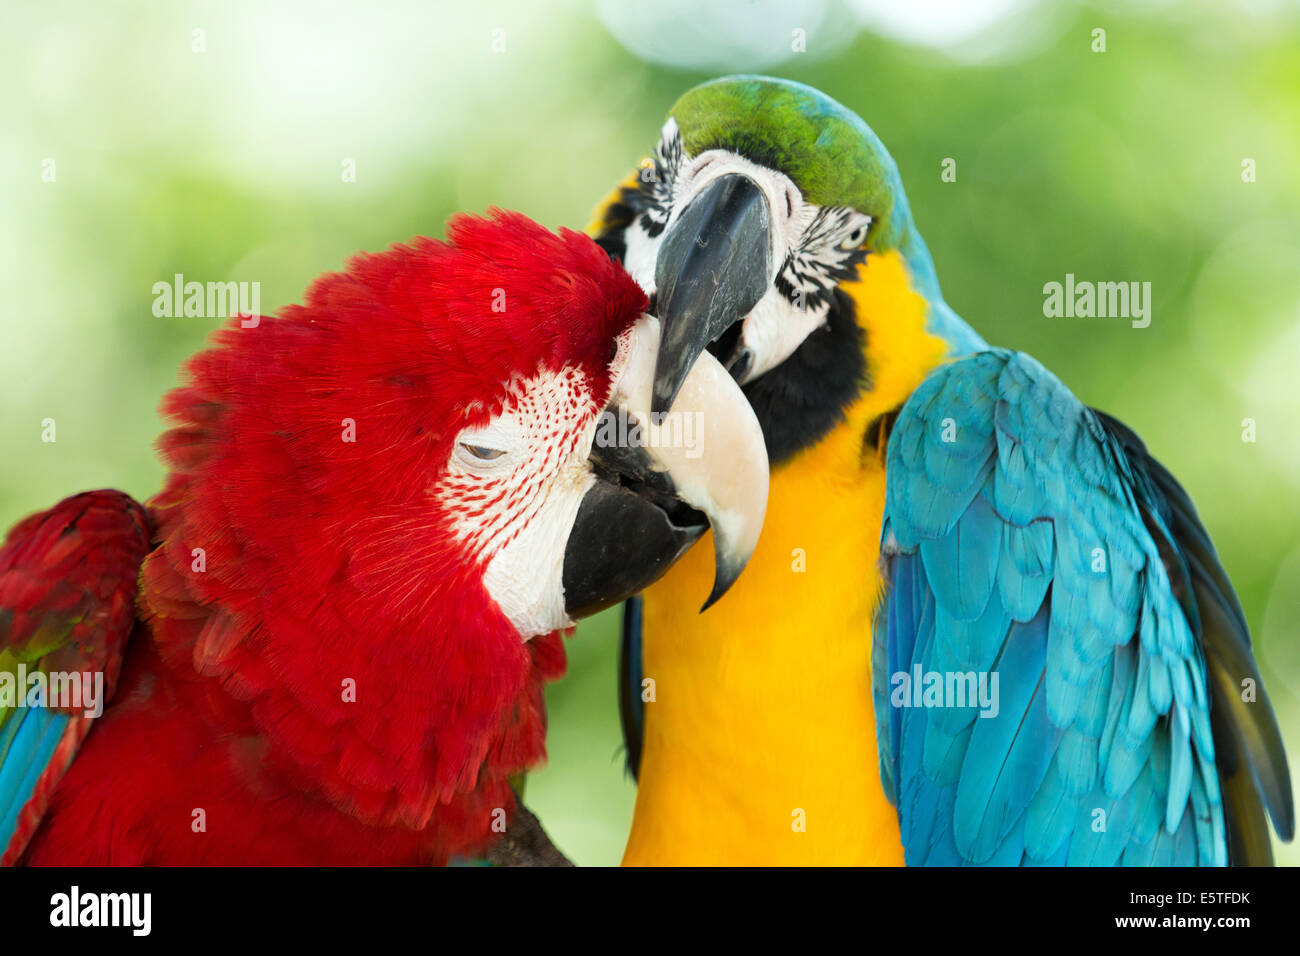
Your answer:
3,213 -> 643,864
875,349 -> 1292,866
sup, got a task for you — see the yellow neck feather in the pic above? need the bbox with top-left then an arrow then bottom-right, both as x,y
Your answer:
622,250 -> 949,865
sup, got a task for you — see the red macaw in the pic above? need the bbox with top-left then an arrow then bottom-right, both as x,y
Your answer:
0,210 -> 767,865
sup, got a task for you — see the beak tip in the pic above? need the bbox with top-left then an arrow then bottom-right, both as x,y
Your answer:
699,556 -> 747,613
649,368 -> 684,416
698,584 -> 727,614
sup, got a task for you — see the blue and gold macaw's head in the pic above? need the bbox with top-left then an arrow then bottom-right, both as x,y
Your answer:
592,75 -> 984,462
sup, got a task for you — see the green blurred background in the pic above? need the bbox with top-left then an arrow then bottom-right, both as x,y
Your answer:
2,0 -> 1298,865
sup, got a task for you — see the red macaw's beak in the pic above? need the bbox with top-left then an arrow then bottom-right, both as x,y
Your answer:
562,314 -> 769,617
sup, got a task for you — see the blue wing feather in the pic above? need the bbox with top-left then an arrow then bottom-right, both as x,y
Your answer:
0,710 -> 71,848
874,349 -> 1291,866
0,490 -> 149,865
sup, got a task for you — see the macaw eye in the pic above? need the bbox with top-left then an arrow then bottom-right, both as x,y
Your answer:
453,417 -> 522,473
459,442 -> 507,461
839,226 -> 869,250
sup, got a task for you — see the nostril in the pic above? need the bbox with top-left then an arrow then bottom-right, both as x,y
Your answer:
647,292 -> 658,315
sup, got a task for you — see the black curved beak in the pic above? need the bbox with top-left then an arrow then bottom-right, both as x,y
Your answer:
561,442 -> 705,620
561,315 -> 769,618
651,173 -> 774,415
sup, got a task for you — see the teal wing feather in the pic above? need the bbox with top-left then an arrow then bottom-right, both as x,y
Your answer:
875,349 -> 1293,866
0,490 -> 150,865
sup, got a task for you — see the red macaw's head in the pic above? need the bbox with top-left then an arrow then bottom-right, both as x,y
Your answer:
143,210 -> 766,835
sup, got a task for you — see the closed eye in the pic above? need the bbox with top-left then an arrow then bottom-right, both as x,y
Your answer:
459,442 -> 507,461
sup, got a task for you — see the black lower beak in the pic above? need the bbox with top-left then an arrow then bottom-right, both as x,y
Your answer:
651,173 -> 773,415
561,441 -> 706,619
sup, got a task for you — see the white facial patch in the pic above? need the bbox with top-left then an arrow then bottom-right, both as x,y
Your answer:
436,363 -> 610,640
669,148 -> 806,268
621,221 -> 660,295
737,284 -> 830,383
620,120 -> 874,387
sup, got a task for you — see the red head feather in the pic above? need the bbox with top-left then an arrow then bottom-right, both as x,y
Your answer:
139,210 -> 647,859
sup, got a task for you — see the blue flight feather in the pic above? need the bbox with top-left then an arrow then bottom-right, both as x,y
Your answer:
871,348 -> 1274,866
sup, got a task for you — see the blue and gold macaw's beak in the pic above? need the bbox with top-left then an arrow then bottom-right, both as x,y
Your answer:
651,173 -> 774,415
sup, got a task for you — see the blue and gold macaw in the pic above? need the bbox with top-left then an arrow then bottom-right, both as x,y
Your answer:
588,75 -> 1294,865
